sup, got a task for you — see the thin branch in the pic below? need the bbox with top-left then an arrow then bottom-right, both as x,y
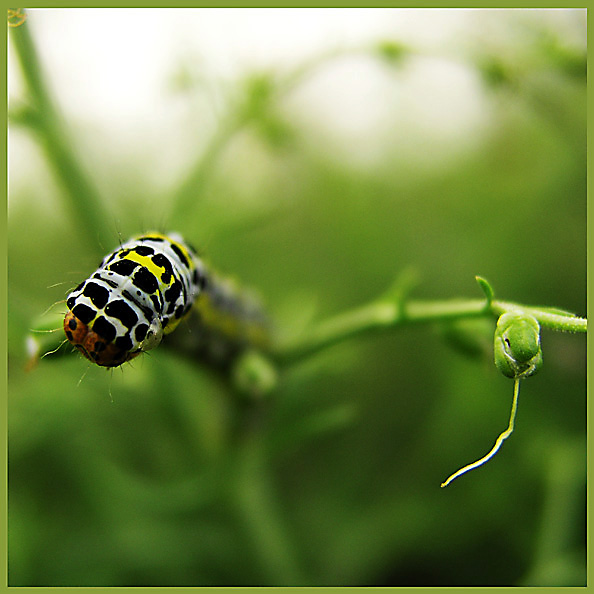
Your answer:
272,291 -> 586,366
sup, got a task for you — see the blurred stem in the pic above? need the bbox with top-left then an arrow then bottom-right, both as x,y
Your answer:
231,424 -> 307,585
273,298 -> 484,364
170,111 -> 244,224
169,42 -> 400,225
9,15 -> 114,249
168,49 -> 338,222
520,437 -> 586,586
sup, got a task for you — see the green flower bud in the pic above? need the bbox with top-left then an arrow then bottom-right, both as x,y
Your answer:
494,312 -> 542,379
232,349 -> 278,400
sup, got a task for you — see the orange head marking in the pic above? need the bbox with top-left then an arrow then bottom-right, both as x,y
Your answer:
63,311 -> 139,368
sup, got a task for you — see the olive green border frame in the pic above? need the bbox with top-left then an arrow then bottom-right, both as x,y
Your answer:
3,3 -> 590,594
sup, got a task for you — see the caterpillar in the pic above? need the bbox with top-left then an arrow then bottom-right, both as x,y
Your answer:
63,232 -> 270,369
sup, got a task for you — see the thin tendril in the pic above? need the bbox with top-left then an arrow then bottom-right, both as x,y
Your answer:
441,378 -> 521,488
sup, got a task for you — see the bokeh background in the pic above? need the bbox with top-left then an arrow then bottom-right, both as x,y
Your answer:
8,8 -> 586,587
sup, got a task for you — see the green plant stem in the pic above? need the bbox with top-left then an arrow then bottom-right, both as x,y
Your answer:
490,301 -> 587,333
273,296 -> 586,366
519,437 -> 586,586
10,16 -> 114,249
231,426 -> 307,585
169,112 -> 244,224
169,43 -> 394,225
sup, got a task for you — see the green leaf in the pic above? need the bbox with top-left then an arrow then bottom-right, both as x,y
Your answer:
475,276 -> 494,306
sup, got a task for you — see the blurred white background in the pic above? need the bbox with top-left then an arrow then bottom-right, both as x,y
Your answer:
9,8 -> 586,197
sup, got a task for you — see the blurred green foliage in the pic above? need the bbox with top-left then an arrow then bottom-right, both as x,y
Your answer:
8,10 -> 586,587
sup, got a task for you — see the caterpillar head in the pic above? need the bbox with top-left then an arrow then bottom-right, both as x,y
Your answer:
63,307 -> 147,368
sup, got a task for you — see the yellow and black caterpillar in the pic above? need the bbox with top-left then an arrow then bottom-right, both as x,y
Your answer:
63,232 -> 270,369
